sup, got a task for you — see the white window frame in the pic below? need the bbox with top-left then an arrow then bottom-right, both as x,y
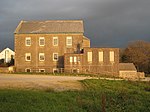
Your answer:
25,53 -> 31,61
66,36 -> 72,46
53,37 -> 58,46
110,51 -> 115,62
53,53 -> 58,61
53,68 -> 58,73
39,69 -> 45,73
39,37 -> 45,46
99,51 -> 103,62
25,37 -> 31,46
74,56 -> 77,63
87,52 -> 92,62
70,56 -> 73,63
39,53 -> 45,61
25,68 -> 31,72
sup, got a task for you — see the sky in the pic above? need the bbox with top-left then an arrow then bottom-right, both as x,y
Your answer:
0,0 -> 150,50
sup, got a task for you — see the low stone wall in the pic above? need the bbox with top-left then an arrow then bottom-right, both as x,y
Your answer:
0,66 -> 15,73
0,67 -> 9,73
119,71 -> 138,80
137,72 -> 145,79
119,71 -> 145,80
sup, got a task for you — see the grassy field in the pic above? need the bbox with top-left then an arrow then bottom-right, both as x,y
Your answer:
0,79 -> 150,112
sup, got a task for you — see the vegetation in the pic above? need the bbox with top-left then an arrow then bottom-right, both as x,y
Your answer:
0,58 -> 14,67
0,79 -> 150,112
120,40 -> 150,74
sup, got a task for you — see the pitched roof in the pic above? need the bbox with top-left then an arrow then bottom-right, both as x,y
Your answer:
14,20 -> 84,34
119,63 -> 137,71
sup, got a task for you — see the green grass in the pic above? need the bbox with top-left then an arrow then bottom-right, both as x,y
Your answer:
0,79 -> 150,112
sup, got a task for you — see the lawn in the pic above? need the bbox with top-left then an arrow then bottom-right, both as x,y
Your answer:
0,79 -> 150,112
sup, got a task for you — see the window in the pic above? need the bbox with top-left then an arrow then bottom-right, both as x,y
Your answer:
78,57 -> 80,62
87,52 -> 92,62
53,53 -> 58,61
70,56 -> 73,63
66,37 -> 72,46
39,37 -> 45,46
25,53 -> 31,61
39,53 -> 45,61
110,51 -> 115,62
99,51 -> 103,62
25,37 -> 31,46
53,37 -> 58,46
25,68 -> 31,72
53,68 -> 58,73
74,56 -> 77,63
39,69 -> 45,73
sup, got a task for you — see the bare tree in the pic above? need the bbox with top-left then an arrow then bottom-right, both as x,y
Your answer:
121,40 -> 150,74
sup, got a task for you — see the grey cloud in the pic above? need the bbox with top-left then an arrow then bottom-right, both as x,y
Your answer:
0,0 -> 150,50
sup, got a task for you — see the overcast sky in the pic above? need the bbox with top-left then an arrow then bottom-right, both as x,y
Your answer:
0,0 -> 150,50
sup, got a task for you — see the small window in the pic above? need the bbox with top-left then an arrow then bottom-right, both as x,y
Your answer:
25,37 -> 31,46
39,37 -> 45,46
25,68 -> 31,72
87,52 -> 92,62
25,53 -> 31,61
99,51 -> 103,62
53,68 -> 58,73
70,56 -> 73,63
66,37 -> 72,46
53,53 -> 58,61
39,53 -> 45,61
53,37 -> 58,46
78,57 -> 80,62
39,69 -> 45,73
110,51 -> 115,62
74,56 -> 77,63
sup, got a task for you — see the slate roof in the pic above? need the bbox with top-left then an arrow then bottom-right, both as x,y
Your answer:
119,63 -> 137,71
14,20 -> 84,34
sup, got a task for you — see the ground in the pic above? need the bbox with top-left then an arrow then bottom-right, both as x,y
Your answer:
0,74 -> 92,91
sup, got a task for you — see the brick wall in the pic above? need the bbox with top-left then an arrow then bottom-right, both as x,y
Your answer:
15,33 -> 83,72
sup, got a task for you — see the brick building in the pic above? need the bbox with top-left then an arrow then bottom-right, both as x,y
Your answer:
15,20 -> 142,78
64,48 -> 119,76
14,20 -> 90,73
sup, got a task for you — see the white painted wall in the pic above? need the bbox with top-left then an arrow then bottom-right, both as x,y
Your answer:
0,48 -> 15,63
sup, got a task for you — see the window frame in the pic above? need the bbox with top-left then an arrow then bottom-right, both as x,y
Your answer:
25,68 -> 31,72
25,37 -> 31,46
70,56 -> 73,63
39,69 -> 45,73
109,51 -> 115,62
87,52 -> 92,62
39,37 -> 45,46
66,36 -> 72,46
99,51 -> 104,62
53,37 -> 58,46
25,53 -> 31,61
53,53 -> 58,61
53,68 -> 58,73
39,53 -> 45,61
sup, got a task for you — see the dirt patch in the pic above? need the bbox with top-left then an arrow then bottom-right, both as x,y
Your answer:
0,74 -> 90,91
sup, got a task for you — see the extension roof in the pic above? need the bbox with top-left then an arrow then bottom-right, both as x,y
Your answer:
119,63 -> 137,71
14,20 -> 84,34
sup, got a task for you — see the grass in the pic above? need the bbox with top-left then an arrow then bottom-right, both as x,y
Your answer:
0,79 -> 150,112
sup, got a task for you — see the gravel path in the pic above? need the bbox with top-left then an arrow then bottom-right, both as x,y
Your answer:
0,74 -> 91,91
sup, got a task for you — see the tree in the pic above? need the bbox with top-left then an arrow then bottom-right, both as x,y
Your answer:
121,40 -> 150,74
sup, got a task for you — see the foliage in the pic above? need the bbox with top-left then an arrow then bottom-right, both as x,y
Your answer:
0,79 -> 150,112
120,40 -> 150,74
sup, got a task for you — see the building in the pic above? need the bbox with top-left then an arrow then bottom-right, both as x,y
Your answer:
14,20 -> 143,79
14,20 -> 90,72
0,48 -> 15,63
64,47 -> 119,76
